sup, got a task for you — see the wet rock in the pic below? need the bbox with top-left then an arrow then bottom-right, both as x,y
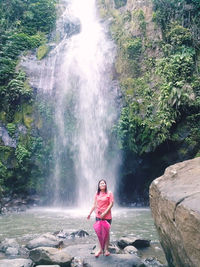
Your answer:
117,237 -> 137,249
5,247 -> 19,256
0,194 -> 40,214
0,125 -> 16,148
64,243 -> 146,267
0,258 -> 33,267
71,257 -> 86,267
54,229 -> 89,239
29,246 -> 72,266
70,230 -> 89,238
64,18 -> 81,38
144,257 -> 166,267
26,233 -> 63,250
133,239 -> 151,249
150,157 -> 200,267
108,242 -> 121,254
0,238 -> 20,253
124,245 -> 138,254
117,236 -> 150,249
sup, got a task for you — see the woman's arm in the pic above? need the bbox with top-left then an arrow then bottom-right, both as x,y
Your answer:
100,201 -> 113,219
87,197 -> 97,219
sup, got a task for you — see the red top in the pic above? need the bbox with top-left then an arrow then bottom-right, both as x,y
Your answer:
95,191 -> 114,220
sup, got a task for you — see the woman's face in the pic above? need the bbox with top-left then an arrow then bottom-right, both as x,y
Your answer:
99,180 -> 106,191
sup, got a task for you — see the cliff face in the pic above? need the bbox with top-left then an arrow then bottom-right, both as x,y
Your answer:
150,157 -> 200,267
98,0 -> 200,204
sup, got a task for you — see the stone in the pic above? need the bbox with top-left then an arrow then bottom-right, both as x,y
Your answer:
26,233 -> 63,249
150,157 -> 200,267
0,125 -> 16,148
5,246 -> 19,256
108,242 -> 121,254
117,237 -> 137,249
124,245 -> 138,254
117,237 -> 150,249
0,238 -> 20,252
29,246 -> 73,266
144,257 -> 166,267
64,18 -> 81,37
64,243 -> 145,267
0,258 -> 33,267
70,230 -> 89,238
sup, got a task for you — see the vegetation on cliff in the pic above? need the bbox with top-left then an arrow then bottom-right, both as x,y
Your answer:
99,0 -> 200,156
98,0 -> 200,202
0,0 -> 56,197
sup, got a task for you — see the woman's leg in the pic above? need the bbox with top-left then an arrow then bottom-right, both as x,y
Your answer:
95,239 -> 102,257
95,218 -> 103,257
104,231 -> 110,256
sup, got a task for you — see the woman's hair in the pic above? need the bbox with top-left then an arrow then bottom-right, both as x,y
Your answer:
97,179 -> 107,195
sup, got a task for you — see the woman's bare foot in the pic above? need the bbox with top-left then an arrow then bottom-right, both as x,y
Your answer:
104,250 -> 110,256
95,250 -> 102,257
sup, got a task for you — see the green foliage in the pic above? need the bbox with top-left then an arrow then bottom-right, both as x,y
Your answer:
123,38 -> 142,59
0,0 -> 56,117
166,23 -> 192,46
15,144 -> 30,164
0,161 -> 7,180
6,123 -> 16,137
0,0 -> 56,196
37,44 -> 49,60
114,0 -> 200,155
152,0 -> 200,47
114,0 -> 127,9
7,71 -> 33,104
133,9 -> 147,35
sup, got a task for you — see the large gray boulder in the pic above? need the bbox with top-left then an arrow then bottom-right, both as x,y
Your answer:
29,246 -> 72,266
0,259 -> 33,267
26,233 -> 62,249
64,243 -> 146,267
150,157 -> 200,267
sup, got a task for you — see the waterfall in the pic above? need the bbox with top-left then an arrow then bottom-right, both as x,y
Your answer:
21,0 -> 121,207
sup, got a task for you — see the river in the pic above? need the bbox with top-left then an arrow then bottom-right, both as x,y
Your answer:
0,207 -> 167,264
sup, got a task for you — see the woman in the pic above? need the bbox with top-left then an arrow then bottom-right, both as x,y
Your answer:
87,179 -> 114,257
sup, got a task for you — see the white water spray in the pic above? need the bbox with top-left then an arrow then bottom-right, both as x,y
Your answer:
22,0 -> 121,206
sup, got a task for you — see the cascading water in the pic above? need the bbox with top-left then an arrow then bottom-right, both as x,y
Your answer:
21,0 -> 121,207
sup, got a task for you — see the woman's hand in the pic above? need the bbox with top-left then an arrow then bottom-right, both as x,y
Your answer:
87,214 -> 91,220
100,212 -> 105,219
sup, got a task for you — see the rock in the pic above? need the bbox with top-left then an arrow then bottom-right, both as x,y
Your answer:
64,18 -> 81,37
69,230 -> 89,238
37,266 -> 60,267
71,257 -> 85,267
144,257 -> 166,267
117,237 -> 150,249
29,246 -> 73,266
124,245 -> 138,254
0,258 -> 33,267
54,229 -> 89,240
117,237 -> 137,249
0,125 -> 16,148
108,242 -> 121,254
150,157 -> 200,267
64,243 -> 145,267
0,238 -> 20,253
133,239 -> 151,249
5,247 -> 19,256
26,233 -> 63,249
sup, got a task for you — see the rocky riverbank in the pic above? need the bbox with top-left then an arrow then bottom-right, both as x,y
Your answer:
0,195 -> 41,215
0,229 -> 167,267
150,157 -> 200,267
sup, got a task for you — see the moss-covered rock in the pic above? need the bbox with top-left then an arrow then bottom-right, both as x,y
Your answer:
37,44 -> 50,60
